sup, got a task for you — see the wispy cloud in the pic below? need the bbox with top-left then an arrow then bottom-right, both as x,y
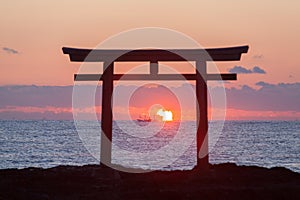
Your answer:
2,47 -> 19,54
228,66 -> 266,74
252,54 -> 264,59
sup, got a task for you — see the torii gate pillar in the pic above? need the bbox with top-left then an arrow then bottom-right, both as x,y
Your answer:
196,61 -> 209,167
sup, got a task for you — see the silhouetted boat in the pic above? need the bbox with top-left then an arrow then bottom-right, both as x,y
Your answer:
137,118 -> 151,122
136,114 -> 151,122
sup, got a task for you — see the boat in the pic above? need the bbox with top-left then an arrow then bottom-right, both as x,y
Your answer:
136,114 -> 152,122
137,118 -> 151,122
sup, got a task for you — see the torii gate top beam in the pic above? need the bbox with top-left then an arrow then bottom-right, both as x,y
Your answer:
62,45 -> 249,62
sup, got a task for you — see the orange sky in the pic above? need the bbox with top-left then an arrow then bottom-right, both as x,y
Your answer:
1,0 -> 299,86
0,0 -> 299,120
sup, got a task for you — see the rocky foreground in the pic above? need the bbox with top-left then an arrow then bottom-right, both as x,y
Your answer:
0,163 -> 299,200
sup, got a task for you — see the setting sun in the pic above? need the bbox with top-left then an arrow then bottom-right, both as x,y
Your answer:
157,109 -> 173,122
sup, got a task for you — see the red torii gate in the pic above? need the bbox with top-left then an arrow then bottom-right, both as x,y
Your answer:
63,46 -> 248,168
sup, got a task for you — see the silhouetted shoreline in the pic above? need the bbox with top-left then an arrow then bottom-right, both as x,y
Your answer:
1,163 -> 299,200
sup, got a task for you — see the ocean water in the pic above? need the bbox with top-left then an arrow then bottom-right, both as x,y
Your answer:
0,120 -> 299,173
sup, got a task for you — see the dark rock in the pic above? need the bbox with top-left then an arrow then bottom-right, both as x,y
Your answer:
0,163 -> 299,200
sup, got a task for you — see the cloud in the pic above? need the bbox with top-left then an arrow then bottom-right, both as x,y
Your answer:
2,47 -> 19,54
0,82 -> 299,120
252,66 -> 266,74
228,66 -> 252,74
228,66 -> 266,74
255,81 -> 272,87
0,85 -> 73,108
225,82 -> 300,112
252,54 -> 264,59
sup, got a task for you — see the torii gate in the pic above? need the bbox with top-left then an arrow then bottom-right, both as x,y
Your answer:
63,45 -> 248,168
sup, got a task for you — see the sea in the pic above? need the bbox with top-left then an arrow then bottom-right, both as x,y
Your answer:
0,120 -> 299,173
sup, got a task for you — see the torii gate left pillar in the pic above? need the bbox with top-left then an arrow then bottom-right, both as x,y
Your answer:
63,46 -> 248,169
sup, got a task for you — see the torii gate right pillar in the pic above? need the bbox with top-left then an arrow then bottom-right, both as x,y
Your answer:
196,61 -> 209,168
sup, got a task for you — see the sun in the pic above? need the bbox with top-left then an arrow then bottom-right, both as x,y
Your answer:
157,109 -> 173,122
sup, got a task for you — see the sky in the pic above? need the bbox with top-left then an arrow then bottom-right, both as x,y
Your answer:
0,0 -> 299,120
